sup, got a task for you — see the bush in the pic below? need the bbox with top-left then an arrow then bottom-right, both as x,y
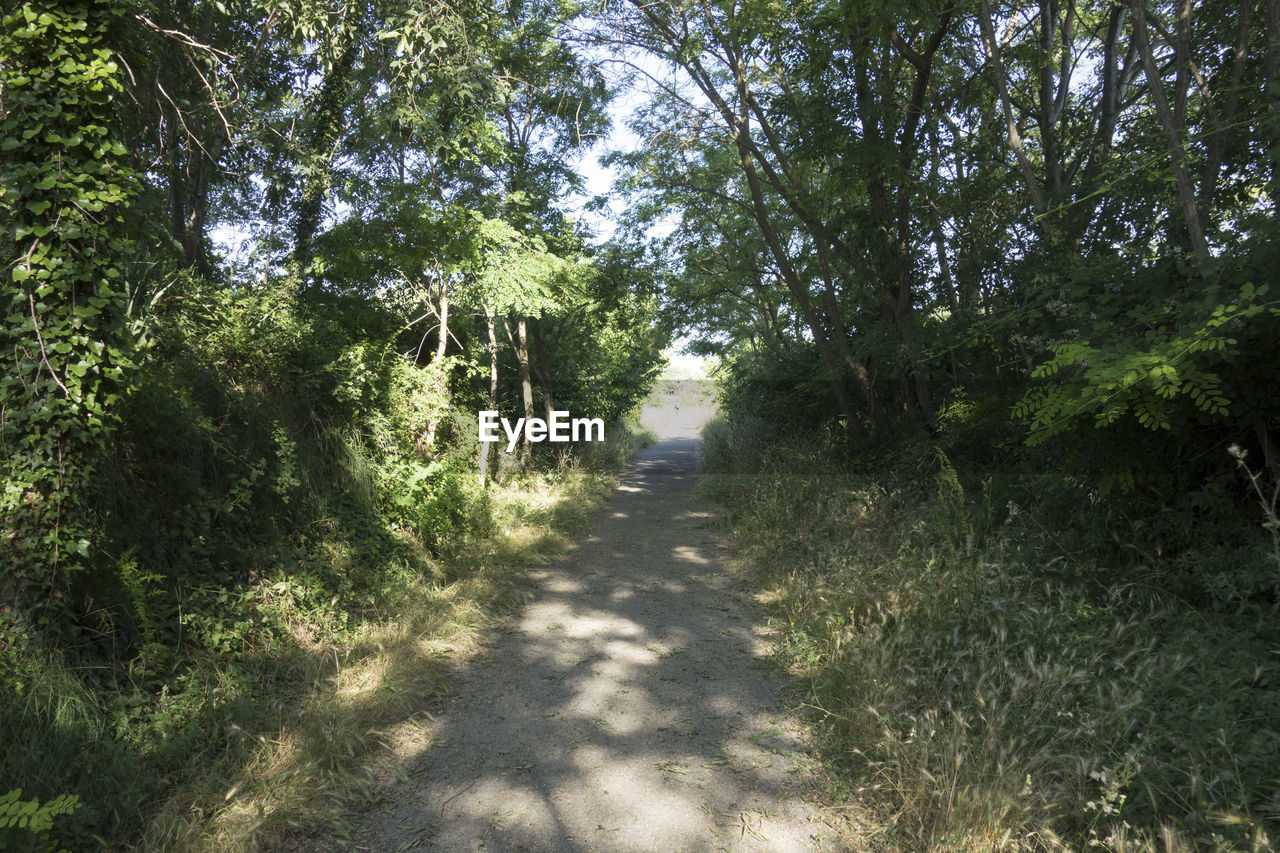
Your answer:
0,261 -> 662,849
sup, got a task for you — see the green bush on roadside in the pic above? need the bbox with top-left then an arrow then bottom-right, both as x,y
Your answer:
0,269 -> 652,851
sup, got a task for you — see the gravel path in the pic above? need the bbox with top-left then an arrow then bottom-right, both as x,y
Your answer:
339,437 -> 837,852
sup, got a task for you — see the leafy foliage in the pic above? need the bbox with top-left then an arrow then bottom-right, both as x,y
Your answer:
0,788 -> 81,852
0,0 -> 139,625
1014,279 -> 1280,450
0,2 -> 665,848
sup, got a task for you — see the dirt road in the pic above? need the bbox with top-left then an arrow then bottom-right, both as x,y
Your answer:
340,437 -> 835,852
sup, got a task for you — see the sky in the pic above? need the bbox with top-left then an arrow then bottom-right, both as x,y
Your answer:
568,47 -> 669,244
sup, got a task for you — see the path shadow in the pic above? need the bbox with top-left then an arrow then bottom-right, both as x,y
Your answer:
334,438 -> 826,852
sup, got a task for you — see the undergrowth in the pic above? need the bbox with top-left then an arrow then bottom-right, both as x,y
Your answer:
0,275 -> 653,852
700,416 -> 1280,853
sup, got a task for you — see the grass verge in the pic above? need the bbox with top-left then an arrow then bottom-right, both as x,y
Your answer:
699,417 -> 1279,853
3,423 -> 652,852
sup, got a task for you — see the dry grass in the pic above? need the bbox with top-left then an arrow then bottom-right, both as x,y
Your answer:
132,456 -> 627,852
699,420 -> 1278,853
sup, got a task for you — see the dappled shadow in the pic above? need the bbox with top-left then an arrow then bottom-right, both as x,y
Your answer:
331,438 -> 830,852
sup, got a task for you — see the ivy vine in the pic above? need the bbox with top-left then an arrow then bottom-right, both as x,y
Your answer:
1,0 -> 137,623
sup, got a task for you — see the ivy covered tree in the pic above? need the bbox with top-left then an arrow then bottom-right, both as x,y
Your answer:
1,0 -> 139,624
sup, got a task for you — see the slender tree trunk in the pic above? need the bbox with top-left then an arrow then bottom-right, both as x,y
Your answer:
419,285 -> 450,455
530,321 -> 556,422
871,14 -> 949,425
1070,3 -> 1127,248
979,0 -> 1049,215
894,299 -> 935,422
505,316 -> 535,468
1269,0 -> 1280,85
1268,0 -> 1280,201
738,165 -> 871,441
155,7 -> 279,274
184,154 -> 210,275
1199,0 -> 1254,207
288,34 -> 360,289
928,131 -> 960,315
729,94 -> 879,439
1130,0 -> 1211,264
1257,419 -> 1280,484
478,308 -> 499,487
626,5 -> 881,440
164,104 -> 187,251
818,271 -> 890,434
932,216 -> 958,315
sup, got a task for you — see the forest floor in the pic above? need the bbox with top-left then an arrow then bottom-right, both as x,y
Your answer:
315,432 -> 841,852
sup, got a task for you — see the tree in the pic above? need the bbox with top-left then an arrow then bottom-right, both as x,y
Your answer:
1,0 -> 139,618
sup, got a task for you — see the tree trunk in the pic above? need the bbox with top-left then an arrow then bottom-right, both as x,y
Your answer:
505,316 -> 535,468
419,285 -> 450,456
1269,0 -> 1280,200
1257,418 -> 1280,484
737,160 -> 871,440
530,321 -> 556,422
729,84 -> 879,439
1198,0 -> 1254,208
479,308 -> 499,487
1130,0 -> 1211,264
164,102 -> 187,252
288,34 -> 360,289
184,154 -> 210,275
979,0 -> 1049,216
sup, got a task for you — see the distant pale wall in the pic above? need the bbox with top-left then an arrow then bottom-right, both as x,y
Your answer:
639,380 -> 719,439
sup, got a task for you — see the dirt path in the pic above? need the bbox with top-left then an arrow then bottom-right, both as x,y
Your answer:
337,437 -> 837,852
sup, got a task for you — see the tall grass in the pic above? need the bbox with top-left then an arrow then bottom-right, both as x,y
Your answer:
3,427 -> 642,852
700,417 -> 1279,852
